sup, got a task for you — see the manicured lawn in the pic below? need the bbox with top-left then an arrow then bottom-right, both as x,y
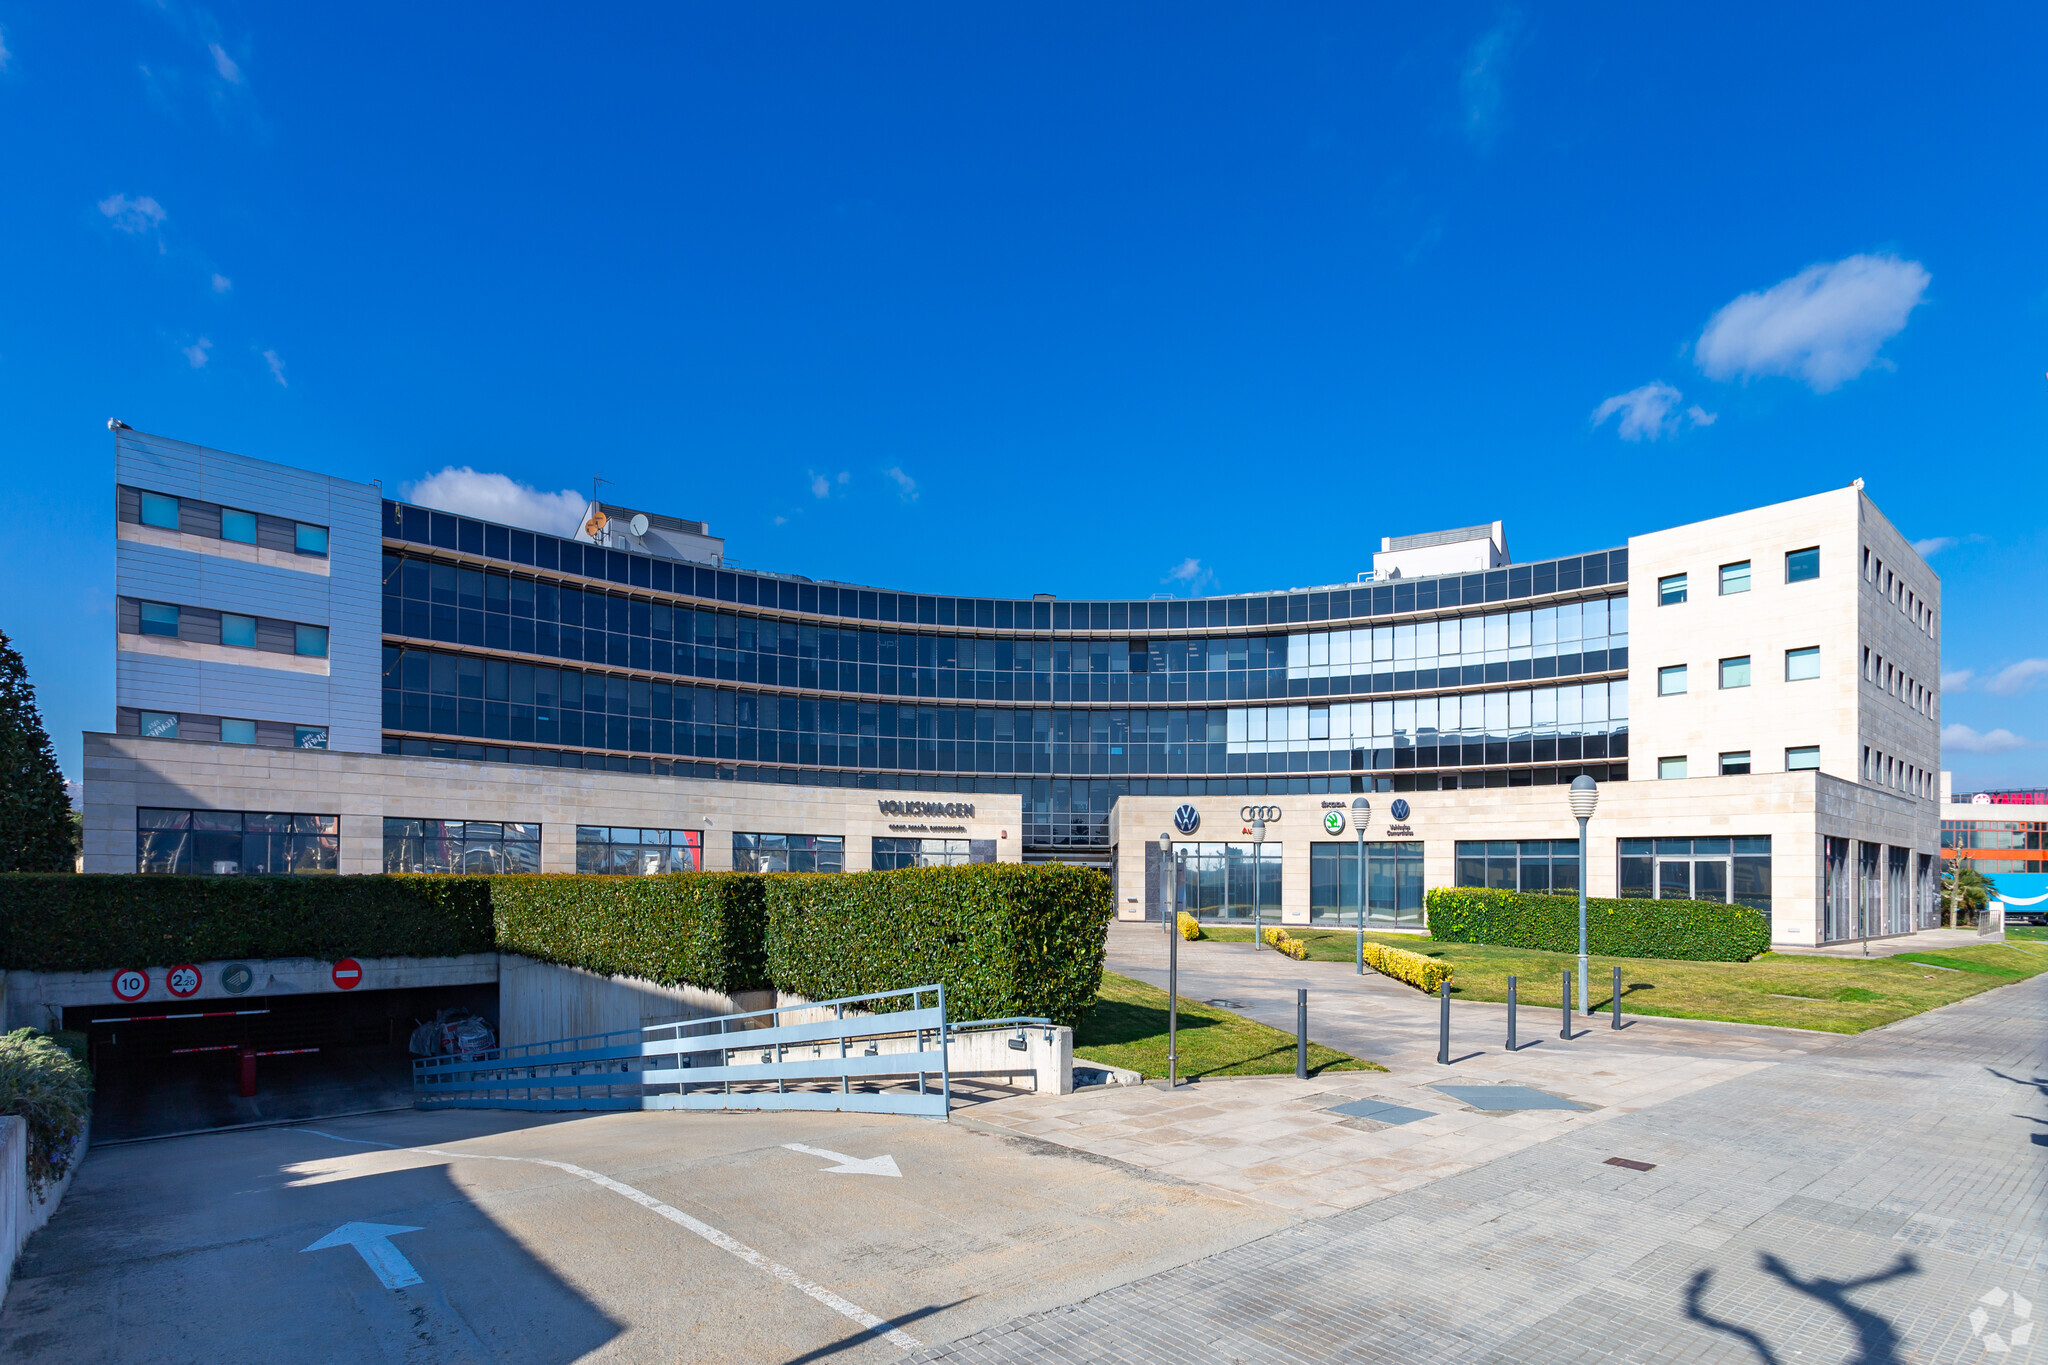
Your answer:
1073,970 -> 1384,1079
1195,925 -> 2048,1033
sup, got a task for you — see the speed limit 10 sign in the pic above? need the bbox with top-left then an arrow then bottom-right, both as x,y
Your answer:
112,968 -> 150,1002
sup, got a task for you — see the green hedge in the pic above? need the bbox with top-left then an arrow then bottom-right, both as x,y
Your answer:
491,873 -> 769,994
0,874 -> 494,973
764,863 -> 1113,1025
1425,886 -> 1770,961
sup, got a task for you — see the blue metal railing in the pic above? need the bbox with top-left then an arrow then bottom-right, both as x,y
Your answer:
413,984 -> 950,1118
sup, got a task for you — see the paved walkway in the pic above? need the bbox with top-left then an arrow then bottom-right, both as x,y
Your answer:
969,923 -> 1817,1216
1774,925 -> 2006,957
920,959 -> 2048,1363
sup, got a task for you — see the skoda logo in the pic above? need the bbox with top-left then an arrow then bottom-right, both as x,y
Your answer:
1172,803 -> 1201,835
1391,798 -> 1411,821
1322,810 -> 1346,836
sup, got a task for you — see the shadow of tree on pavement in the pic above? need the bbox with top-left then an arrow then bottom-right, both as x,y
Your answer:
1686,1252 -> 1920,1365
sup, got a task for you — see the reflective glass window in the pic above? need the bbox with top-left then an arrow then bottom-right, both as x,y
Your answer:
221,509 -> 257,543
1719,561 -> 1751,595
1719,656 -> 1751,689
221,613 -> 256,648
1786,547 -> 1819,582
1658,573 -> 1687,606
140,601 -> 180,637
1658,665 -> 1687,695
1786,646 -> 1819,681
1785,745 -> 1820,771
140,492 -> 179,530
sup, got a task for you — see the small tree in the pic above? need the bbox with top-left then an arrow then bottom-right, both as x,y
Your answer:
0,630 -> 75,872
1940,866 -> 1996,926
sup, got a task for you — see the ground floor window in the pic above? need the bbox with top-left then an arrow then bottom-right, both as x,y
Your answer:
872,837 -> 995,869
576,826 -> 702,874
1311,842 -> 1425,925
1168,842 -> 1283,920
1454,840 -> 1580,894
734,833 -> 844,873
1823,836 -> 1853,940
1618,837 -> 1771,911
383,819 -> 541,873
137,808 -> 338,874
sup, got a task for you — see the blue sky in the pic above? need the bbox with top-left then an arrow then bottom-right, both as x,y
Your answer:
2,4 -> 2044,789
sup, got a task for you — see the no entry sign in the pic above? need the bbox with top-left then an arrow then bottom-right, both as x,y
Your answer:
166,965 -> 203,998
331,959 -> 363,991
112,968 -> 149,1002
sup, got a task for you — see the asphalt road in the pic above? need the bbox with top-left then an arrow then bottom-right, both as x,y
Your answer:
2,1106 -> 1285,1364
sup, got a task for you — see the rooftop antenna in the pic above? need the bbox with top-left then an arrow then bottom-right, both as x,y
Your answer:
591,474 -> 612,506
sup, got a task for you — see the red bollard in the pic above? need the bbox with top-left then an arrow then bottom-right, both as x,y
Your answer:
238,1048 -> 257,1098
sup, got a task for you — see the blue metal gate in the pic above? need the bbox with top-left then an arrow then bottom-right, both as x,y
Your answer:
414,984 -> 950,1118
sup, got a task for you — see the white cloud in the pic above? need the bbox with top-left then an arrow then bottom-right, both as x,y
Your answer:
1942,724 -> 2029,755
1695,253 -> 1930,392
181,337 -> 212,368
772,515 -> 789,526
1591,383 -> 1713,441
208,42 -> 243,85
0,26 -> 12,73
810,472 -> 830,499
1984,658 -> 2048,697
211,273 -> 232,293
402,468 -> 587,536
262,348 -> 287,386
1459,11 -> 1522,150
1941,669 -> 1973,692
98,193 -> 166,235
1912,536 -> 1956,557
1164,557 -> 1217,592
884,467 -> 918,502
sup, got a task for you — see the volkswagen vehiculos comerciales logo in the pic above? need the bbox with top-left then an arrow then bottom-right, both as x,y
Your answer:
1173,803 -> 1201,835
1391,798 -> 1411,821
1322,810 -> 1346,835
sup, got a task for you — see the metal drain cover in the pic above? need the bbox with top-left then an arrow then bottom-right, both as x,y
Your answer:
1325,1097 -> 1435,1126
1431,1084 -> 1591,1112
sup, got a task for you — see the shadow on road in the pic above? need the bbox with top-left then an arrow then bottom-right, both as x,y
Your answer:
1685,1252 -> 1919,1365
778,1299 -> 971,1365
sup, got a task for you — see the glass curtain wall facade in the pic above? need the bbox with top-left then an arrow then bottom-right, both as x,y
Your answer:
1309,843 -> 1426,924
1172,843 -> 1284,920
378,500 -> 1629,857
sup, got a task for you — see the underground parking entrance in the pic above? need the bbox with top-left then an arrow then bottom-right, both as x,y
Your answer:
30,960 -> 502,1143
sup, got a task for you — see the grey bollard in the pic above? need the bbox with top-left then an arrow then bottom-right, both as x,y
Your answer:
1507,974 -> 1517,1052
1612,965 -> 1622,1029
1438,978 -> 1451,1065
1561,969 -> 1572,1040
1296,989 -> 1308,1079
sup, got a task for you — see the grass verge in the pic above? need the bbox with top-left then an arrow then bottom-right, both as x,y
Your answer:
1073,970 -> 1383,1079
1197,926 -> 2048,1033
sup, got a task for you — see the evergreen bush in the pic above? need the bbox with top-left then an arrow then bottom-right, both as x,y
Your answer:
1425,886 -> 1770,961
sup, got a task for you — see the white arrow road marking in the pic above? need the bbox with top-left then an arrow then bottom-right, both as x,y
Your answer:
782,1143 -> 902,1177
301,1221 -> 424,1289
303,1130 -> 920,1351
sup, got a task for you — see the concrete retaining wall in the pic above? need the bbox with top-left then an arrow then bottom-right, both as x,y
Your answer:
495,955 -> 773,1050
0,1115 -> 88,1298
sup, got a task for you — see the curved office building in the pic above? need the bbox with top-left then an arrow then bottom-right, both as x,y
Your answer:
376,499 -> 1632,859
90,428 -> 1945,949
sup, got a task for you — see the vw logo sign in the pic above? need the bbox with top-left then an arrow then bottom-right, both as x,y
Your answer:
1391,798 -> 1411,821
1322,810 -> 1346,836
1172,803 -> 1201,835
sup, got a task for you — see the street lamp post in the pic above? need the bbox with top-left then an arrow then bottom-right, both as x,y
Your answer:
1352,797 -> 1371,975
1250,814 -> 1268,949
1161,832 -> 1173,946
1568,775 -> 1600,1015
1160,832 -> 1178,1088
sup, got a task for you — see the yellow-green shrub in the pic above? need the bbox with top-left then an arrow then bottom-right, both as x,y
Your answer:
1177,911 -> 1203,941
1261,925 -> 1309,960
1362,940 -> 1450,993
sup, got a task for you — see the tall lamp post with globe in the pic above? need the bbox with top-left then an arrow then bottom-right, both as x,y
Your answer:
1351,797 -> 1370,974
1568,775 -> 1599,1014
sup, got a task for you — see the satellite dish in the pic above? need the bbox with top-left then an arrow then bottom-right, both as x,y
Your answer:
629,514 -> 649,538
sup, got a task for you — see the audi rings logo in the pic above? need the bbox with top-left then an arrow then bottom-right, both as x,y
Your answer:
1172,803 -> 1201,835
1240,805 -> 1282,823
1390,798 -> 1412,821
